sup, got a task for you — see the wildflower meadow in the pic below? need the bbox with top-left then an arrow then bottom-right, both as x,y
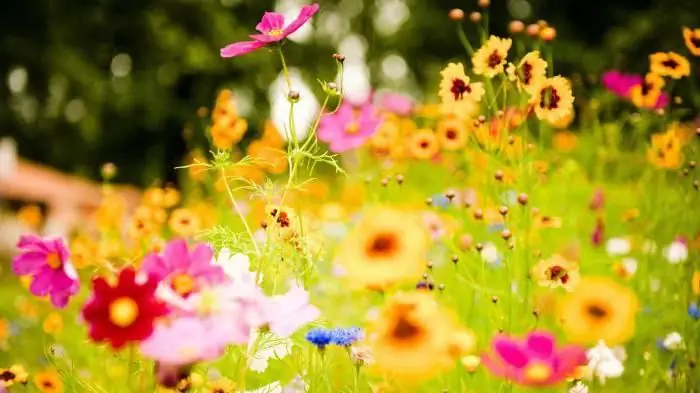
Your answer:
1,2 -> 700,393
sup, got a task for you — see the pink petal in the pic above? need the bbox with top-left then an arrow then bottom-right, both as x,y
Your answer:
271,305 -> 320,337
282,4 -> 319,37
220,40 -> 268,58
12,251 -> 47,275
249,33 -> 285,44
553,345 -> 588,374
164,239 -> 190,270
525,331 -> 555,359
17,234 -> 50,252
50,290 -> 71,308
481,354 -> 509,378
255,12 -> 286,34
29,269 -> 54,297
494,336 -> 529,368
141,254 -> 171,281
188,244 -> 214,271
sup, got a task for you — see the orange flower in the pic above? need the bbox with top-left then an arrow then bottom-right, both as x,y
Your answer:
212,89 -> 238,123
248,140 -> 288,175
629,73 -> 665,109
683,27 -> 700,56
17,204 -> 43,229
436,117 -> 468,151
211,116 -> 248,150
649,52 -> 690,79
647,128 -> 684,169
261,120 -> 285,147
553,131 -> 578,152
407,129 -> 440,160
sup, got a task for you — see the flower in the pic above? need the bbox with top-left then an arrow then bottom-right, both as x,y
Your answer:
683,27 -> 700,56
436,117 -> 468,150
601,71 -> 642,97
336,208 -> 429,290
407,129 -> 440,160
43,312 -> 63,335
380,93 -> 414,116
264,205 -> 304,242
0,364 -> 28,387
482,331 -> 587,387
82,267 -> 168,349
693,272 -> 700,295
569,381 -> 589,393
142,239 -> 226,302
168,208 -> 202,237
613,258 -> 638,280
529,76 -> 574,124
650,52 -> 690,79
629,73 -> 665,109
220,4 -> 319,58
481,242 -> 502,266
206,378 -> 236,393
34,369 -> 63,393
11,235 -> 79,308
531,254 -> 581,291
351,345 -> 375,366
213,248 -> 260,285
663,240 -> 688,264
473,36 -> 512,78
317,101 -> 382,153
17,204 -> 42,229
305,327 -> 333,349
605,237 -> 631,256
461,355 -> 481,372
660,332 -> 684,350
438,63 -> 485,115
330,327 -> 362,346
689,303 -> 700,320
211,115 -> 248,150
647,128 -> 685,169
585,341 -> 625,384
558,277 -> 639,345
260,284 -> 320,337
248,141 -> 288,175
506,51 -> 547,94
368,292 -> 473,381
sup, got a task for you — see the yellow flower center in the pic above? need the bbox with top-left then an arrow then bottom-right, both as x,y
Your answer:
524,362 -> 553,383
108,297 -> 139,328
345,122 -> 360,134
46,252 -> 62,269
268,29 -> 284,37
171,274 -> 197,297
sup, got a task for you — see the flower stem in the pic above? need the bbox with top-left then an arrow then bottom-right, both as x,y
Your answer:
219,167 -> 261,256
457,25 -> 475,57
277,45 -> 298,146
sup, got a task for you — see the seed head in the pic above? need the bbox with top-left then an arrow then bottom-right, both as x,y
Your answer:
380,178 -> 389,187
475,243 -> 484,252
501,229 -> 512,240
473,208 -> 484,220
494,170 -> 504,181
395,174 -> 404,184
451,254 -> 460,263
517,193 -> 529,205
491,296 -> 499,304
498,206 -> 509,217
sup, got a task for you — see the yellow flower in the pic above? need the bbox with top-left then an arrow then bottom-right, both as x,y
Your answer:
128,216 -> 156,239
558,277 -> 639,345
461,355 -> 481,372
212,89 -> 238,124
647,129 -> 684,169
163,187 -> 181,208
506,51 -> 547,94
337,208 -> 429,290
683,27 -> 700,56
370,116 -> 401,153
34,369 -> 63,393
531,254 -> 580,291
650,52 -> 690,79
436,117 -> 469,151
533,213 -> 562,229
205,378 -> 236,393
94,191 -> 127,230
472,35 -> 512,78
248,140 -> 288,175
43,312 -> 64,335
553,131 -> 578,152
17,204 -> 43,229
70,235 -> 99,269
0,318 -> 8,343
211,116 -> 248,150
439,63 -> 485,116
415,104 -> 441,118
368,292 -> 472,381
407,129 -> 440,160
548,107 -> 575,128
168,208 -> 201,237
261,120 -> 285,147
629,73 -> 665,109
692,271 -> 700,295
530,76 -> 574,124
265,205 -> 302,242
1,364 -> 29,387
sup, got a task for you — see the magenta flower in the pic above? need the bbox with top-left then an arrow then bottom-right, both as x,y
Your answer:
589,188 -> 605,210
380,93 -> 414,116
317,101 -> 382,152
141,239 -> 226,305
591,217 -> 605,247
11,235 -> 79,308
482,331 -> 587,387
601,70 -> 669,109
261,284 -> 320,337
220,4 -> 319,58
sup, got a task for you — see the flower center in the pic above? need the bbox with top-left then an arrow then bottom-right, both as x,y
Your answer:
586,303 -> 608,320
108,297 -> 139,328
391,315 -> 422,341
450,78 -> 472,100
446,129 -> 458,140
487,50 -> 503,68
539,87 -> 561,110
367,233 -> 398,257
523,362 -> 553,383
268,29 -> 284,37
171,273 -> 197,297
661,58 -> 679,69
520,62 -> 534,85
345,122 -> 360,134
641,81 -> 654,96
46,252 -> 62,269
691,37 -> 700,48
546,265 -> 569,284
0,371 -> 16,381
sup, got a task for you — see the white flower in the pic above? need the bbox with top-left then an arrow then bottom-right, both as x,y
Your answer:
662,332 -> 684,350
605,237 -> 631,256
568,382 -> 589,393
481,243 -> 501,265
621,257 -> 638,276
663,241 -> 688,264
350,345 -> 375,366
247,330 -> 293,373
214,248 -> 262,284
586,341 -> 625,384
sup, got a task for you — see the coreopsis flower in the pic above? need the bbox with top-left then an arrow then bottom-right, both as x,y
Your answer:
220,4 -> 319,57
438,63 -> 485,116
33,369 -> 63,393
472,36 -> 512,78
682,27 -> 700,56
585,341 -> 625,384
629,73 -> 665,109
407,129 -> 440,160
649,52 -> 690,79
531,254 -> 581,291
530,76 -> 574,124
481,331 -> 587,386
248,141 -> 288,175
205,378 -> 236,393
558,277 -> 639,345
0,364 -> 28,387
506,50 -> 547,94
82,267 -> 168,349
11,235 -> 79,308
436,117 -> 469,150
647,128 -> 685,169
317,100 -> 382,153
168,208 -> 202,238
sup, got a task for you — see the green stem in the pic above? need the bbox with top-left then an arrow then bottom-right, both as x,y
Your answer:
277,45 -> 298,146
219,167 -> 261,256
457,25 -> 475,57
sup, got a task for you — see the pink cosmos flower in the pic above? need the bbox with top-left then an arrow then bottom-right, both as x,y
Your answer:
317,101 -> 382,152
601,70 -> 668,109
11,235 -> 79,308
482,331 -> 587,387
261,284 -> 320,337
380,93 -> 414,116
220,4 -> 320,58
591,217 -> 604,247
141,239 -> 226,307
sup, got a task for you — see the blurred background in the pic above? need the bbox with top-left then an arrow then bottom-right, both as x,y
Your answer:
1,0 -> 699,188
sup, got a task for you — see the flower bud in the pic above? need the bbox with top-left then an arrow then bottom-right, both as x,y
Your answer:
101,163 -> 117,180
509,20 -> 525,34
494,170 -> 504,181
395,174 -> 404,184
470,12 -> 482,23
288,91 -> 300,102
517,193 -> 529,205
332,53 -> 345,62
448,8 -> 465,21
540,27 -> 557,42
478,0 -> 490,7
526,24 -> 540,37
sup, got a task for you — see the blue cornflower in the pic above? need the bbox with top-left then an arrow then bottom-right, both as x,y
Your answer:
305,327 -> 333,349
689,303 -> 700,320
431,194 -> 450,209
330,327 -> 363,346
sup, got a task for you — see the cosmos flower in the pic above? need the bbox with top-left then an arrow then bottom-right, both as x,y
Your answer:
472,36 -> 512,78
682,27 -> 700,56
506,50 -> 547,94
220,4 -> 320,58
529,76 -> 574,124
649,52 -> 691,79
438,63 -> 485,116
82,267 -> 168,350
317,101 -> 382,153
380,93 -> 414,116
601,71 -> 642,98
481,331 -> 587,387
11,235 -> 79,308
585,341 -> 625,384
260,284 -> 320,337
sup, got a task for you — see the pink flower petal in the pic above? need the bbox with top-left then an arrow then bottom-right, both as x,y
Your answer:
282,4 -> 319,37
17,234 -> 51,252
255,12 -> 286,34
29,269 -> 53,297
164,239 -> 190,270
525,331 -> 555,359
553,345 -> 587,374
249,33 -> 285,44
481,354 -> 509,378
188,244 -> 214,271
141,254 -> 171,281
12,251 -> 47,275
494,336 -> 528,368
220,40 -> 268,58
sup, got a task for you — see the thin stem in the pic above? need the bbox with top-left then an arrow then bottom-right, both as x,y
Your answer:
457,25 -> 475,57
277,45 -> 298,145
219,167 -> 261,256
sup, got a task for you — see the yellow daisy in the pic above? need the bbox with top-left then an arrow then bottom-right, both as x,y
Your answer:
649,52 -> 690,79
629,73 -> 665,109
1,364 -> 28,387
682,27 -> 700,56
472,35 -> 512,78
438,63 -> 485,116
407,129 -> 440,160
531,254 -> 580,291
436,117 -> 469,151
34,369 -> 63,393
205,378 -> 236,393
647,129 -> 684,169
506,50 -> 547,94
168,208 -> 202,237
529,76 -> 574,124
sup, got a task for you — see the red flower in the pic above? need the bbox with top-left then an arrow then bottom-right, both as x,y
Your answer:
82,267 -> 168,350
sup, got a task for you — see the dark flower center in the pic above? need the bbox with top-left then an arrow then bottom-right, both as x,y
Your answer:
641,82 -> 653,96
487,50 -> 503,68
391,315 -> 422,340
269,209 -> 290,228
546,265 -> 569,283
446,129 -> 458,140
42,381 -> 54,388
520,62 -> 534,85
691,37 -> 700,48
0,371 -> 16,381
539,87 -> 561,110
419,140 -> 430,149
368,233 -> 398,257
451,78 -> 472,100
661,59 -> 679,69
586,303 -> 608,319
